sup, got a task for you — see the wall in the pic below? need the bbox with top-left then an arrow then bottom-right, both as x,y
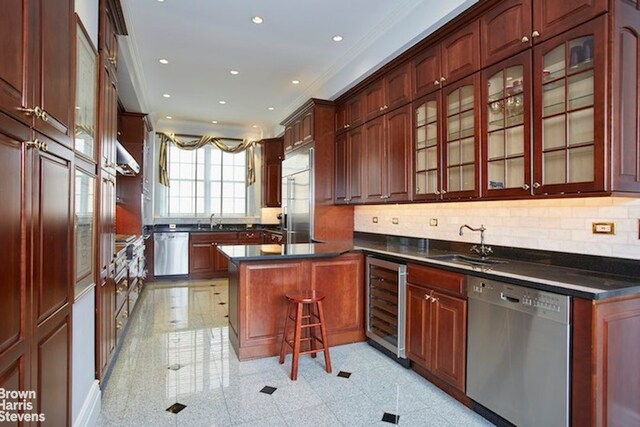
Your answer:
355,197 -> 640,260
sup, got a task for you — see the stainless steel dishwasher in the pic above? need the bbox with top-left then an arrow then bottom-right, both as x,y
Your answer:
154,232 -> 189,276
466,276 -> 570,427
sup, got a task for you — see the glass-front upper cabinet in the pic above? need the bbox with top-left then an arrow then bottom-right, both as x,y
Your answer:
442,74 -> 480,199
414,91 -> 441,200
533,17 -> 606,194
75,167 -> 96,299
482,52 -> 532,197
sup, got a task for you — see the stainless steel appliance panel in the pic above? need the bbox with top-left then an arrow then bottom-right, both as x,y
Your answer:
154,232 -> 189,276
365,257 -> 407,358
282,147 -> 314,243
466,277 -> 570,427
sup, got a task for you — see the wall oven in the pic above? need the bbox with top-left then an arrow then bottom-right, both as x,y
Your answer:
365,256 -> 408,362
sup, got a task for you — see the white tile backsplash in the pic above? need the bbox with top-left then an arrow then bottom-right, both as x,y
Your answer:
354,197 -> 640,260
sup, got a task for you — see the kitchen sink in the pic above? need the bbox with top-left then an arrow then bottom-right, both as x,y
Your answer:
431,254 -> 508,266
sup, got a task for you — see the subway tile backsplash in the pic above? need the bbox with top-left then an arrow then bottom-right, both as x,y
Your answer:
354,197 -> 640,260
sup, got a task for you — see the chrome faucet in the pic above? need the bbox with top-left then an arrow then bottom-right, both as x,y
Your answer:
459,224 -> 492,257
210,213 -> 218,230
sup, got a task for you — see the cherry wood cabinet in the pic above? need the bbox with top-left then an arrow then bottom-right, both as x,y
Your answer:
363,104 -> 412,203
481,51 -> 533,197
189,232 -> 238,278
481,0 -> 533,67
406,264 -> 467,392
262,137 -> 283,207
335,126 -> 364,204
533,0 -> 607,43
336,92 -> 364,134
364,63 -> 412,121
413,91 -> 443,200
228,253 -> 365,360
441,20 -> 481,87
413,45 -> 442,98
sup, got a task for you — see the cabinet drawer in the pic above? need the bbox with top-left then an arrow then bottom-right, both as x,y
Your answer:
190,232 -> 238,243
115,303 -> 130,342
407,264 -> 465,296
238,231 -> 263,242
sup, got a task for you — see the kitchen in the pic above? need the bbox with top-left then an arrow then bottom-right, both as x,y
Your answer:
1,0 -> 640,426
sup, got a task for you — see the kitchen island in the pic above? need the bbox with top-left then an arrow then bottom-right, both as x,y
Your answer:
219,242 -> 365,360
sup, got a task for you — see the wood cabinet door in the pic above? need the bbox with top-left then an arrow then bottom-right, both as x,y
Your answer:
532,17 -> 606,195
0,115 -> 30,392
385,105 -> 412,202
533,0 -> 607,43
431,291 -> 467,392
441,20 -> 481,86
99,173 -> 116,272
97,272 -> 116,380
481,0 -> 532,67
413,45 -> 442,98
284,125 -> 294,153
264,162 -> 282,207
310,254 -> 364,337
334,133 -> 348,204
0,0 -> 33,127
363,116 -> 386,202
301,110 -> 313,143
189,241 -> 216,276
336,103 -> 347,133
100,67 -> 118,174
413,92 -> 443,201
441,74 -> 481,199
347,126 -> 364,204
386,63 -> 412,111
32,0 -> 74,147
406,284 -> 433,368
347,93 -> 364,128
481,51 -> 533,198
364,79 -> 386,121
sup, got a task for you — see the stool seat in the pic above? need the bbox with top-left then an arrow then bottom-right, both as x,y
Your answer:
279,289 -> 332,380
285,290 -> 326,304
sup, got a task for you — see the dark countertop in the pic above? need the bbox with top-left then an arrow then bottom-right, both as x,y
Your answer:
218,242 -> 352,261
217,236 -> 640,300
147,224 -> 282,233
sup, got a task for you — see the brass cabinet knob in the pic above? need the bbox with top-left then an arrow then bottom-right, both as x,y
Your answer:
434,189 -> 440,195
533,182 -> 541,189
522,183 -> 530,190
440,76 -> 446,82
434,80 -> 440,86
521,36 -> 529,43
531,30 -> 540,38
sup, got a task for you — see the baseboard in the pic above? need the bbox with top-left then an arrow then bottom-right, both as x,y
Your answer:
73,380 -> 101,427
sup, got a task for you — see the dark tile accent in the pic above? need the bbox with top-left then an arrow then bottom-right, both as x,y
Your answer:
224,315 -> 229,318
218,302 -> 226,305
260,386 -> 277,395
381,412 -> 400,424
337,371 -> 351,378
166,403 -> 186,414
169,320 -> 181,324
214,292 -> 221,295
210,284 -> 216,287
168,364 -> 182,371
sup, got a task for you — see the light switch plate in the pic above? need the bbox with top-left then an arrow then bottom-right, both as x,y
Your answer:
592,222 -> 615,234
429,218 -> 438,227
392,217 -> 399,225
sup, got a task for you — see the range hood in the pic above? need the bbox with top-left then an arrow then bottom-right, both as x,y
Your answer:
116,142 -> 140,176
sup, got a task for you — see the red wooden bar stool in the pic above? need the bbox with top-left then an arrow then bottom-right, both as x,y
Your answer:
279,290 -> 332,380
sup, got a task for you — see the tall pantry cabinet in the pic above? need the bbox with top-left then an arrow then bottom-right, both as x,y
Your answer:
0,0 -> 75,425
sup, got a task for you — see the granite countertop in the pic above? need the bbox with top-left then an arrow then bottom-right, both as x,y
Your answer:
149,224 -> 281,233
218,237 -> 640,300
218,242 -> 353,261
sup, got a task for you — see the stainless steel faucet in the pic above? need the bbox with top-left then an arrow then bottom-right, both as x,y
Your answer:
459,224 -> 492,257
210,213 -> 217,230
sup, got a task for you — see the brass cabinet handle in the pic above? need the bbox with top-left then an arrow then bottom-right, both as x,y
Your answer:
434,189 -> 440,195
108,56 -> 117,65
434,80 -> 440,86
18,106 -> 47,121
440,189 -> 447,194
521,36 -> 529,43
23,139 -> 47,151
380,195 -> 389,199
531,30 -> 540,38
533,182 -> 541,189
522,183 -> 530,190
440,76 -> 446,82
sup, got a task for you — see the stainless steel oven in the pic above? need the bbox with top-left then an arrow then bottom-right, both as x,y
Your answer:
365,256 -> 407,359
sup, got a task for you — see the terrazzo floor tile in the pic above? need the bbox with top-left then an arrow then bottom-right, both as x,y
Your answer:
98,280 -> 495,426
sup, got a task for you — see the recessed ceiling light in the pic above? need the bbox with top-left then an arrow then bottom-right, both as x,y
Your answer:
292,80 -> 300,85
332,35 -> 343,42
219,100 -> 226,105
166,116 -> 172,119
157,0 -> 164,2
252,125 -> 258,128
267,106 -> 275,111
211,120 -> 218,124
159,58 -> 169,64
163,93 -> 171,98
251,16 -> 263,24
230,70 -> 239,75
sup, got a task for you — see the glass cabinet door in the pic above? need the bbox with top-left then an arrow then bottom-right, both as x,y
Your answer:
533,17 -> 605,194
482,52 -> 532,197
442,74 -> 480,198
414,92 -> 441,199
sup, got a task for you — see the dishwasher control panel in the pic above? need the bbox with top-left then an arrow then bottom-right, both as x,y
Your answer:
467,276 -> 570,324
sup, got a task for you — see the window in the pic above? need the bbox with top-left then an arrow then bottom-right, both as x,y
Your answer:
165,143 -> 247,216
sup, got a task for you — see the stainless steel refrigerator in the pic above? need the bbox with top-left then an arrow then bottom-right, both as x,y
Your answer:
281,147 -> 314,243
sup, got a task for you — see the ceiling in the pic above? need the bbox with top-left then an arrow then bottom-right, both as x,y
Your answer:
117,0 -> 476,138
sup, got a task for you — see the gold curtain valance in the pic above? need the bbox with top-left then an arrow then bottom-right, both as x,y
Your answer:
158,132 -> 256,187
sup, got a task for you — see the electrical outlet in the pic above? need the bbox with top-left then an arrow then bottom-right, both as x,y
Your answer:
592,222 -> 615,234
372,217 -> 378,223
429,218 -> 438,227
392,217 -> 399,225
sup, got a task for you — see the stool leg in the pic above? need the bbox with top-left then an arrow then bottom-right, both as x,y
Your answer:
279,300 -> 293,365
307,303 -> 317,359
291,302 -> 304,380
316,300 -> 332,374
